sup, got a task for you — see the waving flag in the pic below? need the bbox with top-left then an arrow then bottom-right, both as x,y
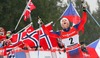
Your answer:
22,25 -> 39,48
39,23 -> 53,50
87,39 -> 100,58
67,48 -> 83,58
10,25 -> 38,48
62,2 -> 87,33
24,0 -> 36,21
24,25 -> 34,33
10,33 -> 22,45
38,22 -> 58,50
22,30 -> 39,48
10,25 -> 34,45
62,2 -> 81,24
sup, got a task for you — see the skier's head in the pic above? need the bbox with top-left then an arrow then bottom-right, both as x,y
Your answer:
60,18 -> 70,29
0,27 -> 5,35
6,31 -> 11,34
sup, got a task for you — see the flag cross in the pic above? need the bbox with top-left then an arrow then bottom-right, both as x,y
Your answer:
22,31 -> 39,47
40,33 -> 52,49
11,33 -> 22,45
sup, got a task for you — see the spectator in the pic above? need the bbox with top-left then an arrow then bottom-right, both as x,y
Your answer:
6,31 -> 12,39
0,40 -> 4,48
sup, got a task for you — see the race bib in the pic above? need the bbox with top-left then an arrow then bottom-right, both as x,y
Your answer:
62,34 -> 79,48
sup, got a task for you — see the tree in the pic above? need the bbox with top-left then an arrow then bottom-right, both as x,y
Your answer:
0,0 -> 27,31
0,0 -> 65,32
32,0 -> 65,30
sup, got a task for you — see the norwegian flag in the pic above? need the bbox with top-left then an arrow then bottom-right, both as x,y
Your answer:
10,33 -> 22,45
22,30 -> 39,48
39,27 -> 53,50
10,25 -> 38,48
24,25 -> 34,33
24,0 -> 36,21
38,22 -> 58,50
22,25 -> 39,48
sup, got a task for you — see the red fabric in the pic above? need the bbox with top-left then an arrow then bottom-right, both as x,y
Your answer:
62,3 -> 81,25
24,10 -> 30,21
87,47 -> 99,58
10,25 -> 37,48
42,24 -> 59,39
60,27 -> 78,39
24,25 -> 34,33
22,31 -> 39,48
66,44 -> 80,51
24,1 -> 36,21
39,24 -> 53,50
3,41 -> 24,55
22,25 -> 39,48
29,2 -> 36,11
39,23 -> 58,50
0,35 -> 6,40
39,35 -> 58,50
10,32 -> 26,44
63,16 -> 81,24
67,48 -> 84,58
67,47 -> 99,58
4,41 -> 24,49
78,12 -> 87,33
10,33 -> 20,43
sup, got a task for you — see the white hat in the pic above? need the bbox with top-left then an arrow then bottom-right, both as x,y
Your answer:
60,18 -> 69,24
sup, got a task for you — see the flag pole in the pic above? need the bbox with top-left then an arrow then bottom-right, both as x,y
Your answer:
81,0 -> 100,27
86,9 -> 100,27
29,14 -> 32,23
14,0 -> 31,30
29,14 -> 33,25
17,22 -> 32,33
37,16 -> 41,58
28,0 -> 33,25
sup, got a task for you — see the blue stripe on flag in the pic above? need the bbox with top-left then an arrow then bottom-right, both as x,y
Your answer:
88,39 -> 99,48
69,48 -> 79,55
63,3 -> 79,16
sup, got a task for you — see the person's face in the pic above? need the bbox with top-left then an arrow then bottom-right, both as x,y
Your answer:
7,31 -> 11,34
0,32 -> 4,36
61,19 -> 70,29
0,28 -> 4,32
0,27 -> 5,35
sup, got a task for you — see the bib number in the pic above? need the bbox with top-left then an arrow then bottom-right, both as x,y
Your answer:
69,38 -> 74,44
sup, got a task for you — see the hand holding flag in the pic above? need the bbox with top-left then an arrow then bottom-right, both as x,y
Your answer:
37,16 -> 43,25
14,0 -> 36,30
